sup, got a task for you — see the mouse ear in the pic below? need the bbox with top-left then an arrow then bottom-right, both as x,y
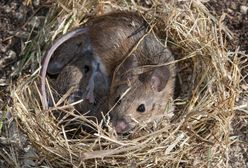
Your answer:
149,66 -> 170,92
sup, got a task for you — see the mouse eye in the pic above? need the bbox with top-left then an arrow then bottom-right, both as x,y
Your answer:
115,96 -> 121,105
84,65 -> 90,73
137,104 -> 145,113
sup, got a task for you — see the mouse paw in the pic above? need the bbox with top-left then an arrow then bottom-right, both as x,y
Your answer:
86,85 -> 95,104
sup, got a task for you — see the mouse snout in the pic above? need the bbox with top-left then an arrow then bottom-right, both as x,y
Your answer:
47,61 -> 63,75
111,115 -> 131,134
114,119 -> 129,134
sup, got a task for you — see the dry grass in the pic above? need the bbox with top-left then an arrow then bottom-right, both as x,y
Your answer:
9,0 -> 244,167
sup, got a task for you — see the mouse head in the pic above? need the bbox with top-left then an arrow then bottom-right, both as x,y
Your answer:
51,55 -> 109,132
51,52 -> 109,108
47,32 -> 89,75
109,56 -> 174,134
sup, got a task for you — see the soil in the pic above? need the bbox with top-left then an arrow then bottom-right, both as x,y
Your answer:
206,0 -> 248,167
0,0 -> 49,167
207,0 -> 248,52
0,0 -> 247,167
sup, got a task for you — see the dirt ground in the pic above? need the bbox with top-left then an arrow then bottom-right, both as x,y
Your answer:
206,0 -> 248,167
0,0 -> 247,167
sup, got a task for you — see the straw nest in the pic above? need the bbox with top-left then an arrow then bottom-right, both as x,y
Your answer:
10,0 -> 242,167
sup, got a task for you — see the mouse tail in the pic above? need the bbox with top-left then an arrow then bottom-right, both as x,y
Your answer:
40,28 -> 88,110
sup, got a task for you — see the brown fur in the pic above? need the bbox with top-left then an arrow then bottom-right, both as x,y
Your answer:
53,55 -> 108,113
47,11 -> 147,77
42,11 -> 148,110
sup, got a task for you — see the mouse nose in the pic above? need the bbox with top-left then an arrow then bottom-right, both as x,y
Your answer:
114,119 -> 129,134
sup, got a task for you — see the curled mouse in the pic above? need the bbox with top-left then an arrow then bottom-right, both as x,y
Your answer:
50,55 -> 108,134
51,53 -> 108,113
41,11 -> 148,110
52,52 -> 108,104
109,32 -> 175,134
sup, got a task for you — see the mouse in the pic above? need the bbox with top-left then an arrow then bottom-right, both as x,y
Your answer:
51,51 -> 108,106
41,11 -> 148,110
109,32 -> 176,134
50,55 -> 109,135
50,50 -> 109,112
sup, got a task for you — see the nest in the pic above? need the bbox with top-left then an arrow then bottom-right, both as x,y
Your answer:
10,0 -> 241,167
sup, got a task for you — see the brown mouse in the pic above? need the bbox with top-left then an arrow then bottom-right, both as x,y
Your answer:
41,11 -> 148,110
109,32 -> 175,134
51,52 -> 108,107
51,50 -> 109,109
50,55 -> 109,134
